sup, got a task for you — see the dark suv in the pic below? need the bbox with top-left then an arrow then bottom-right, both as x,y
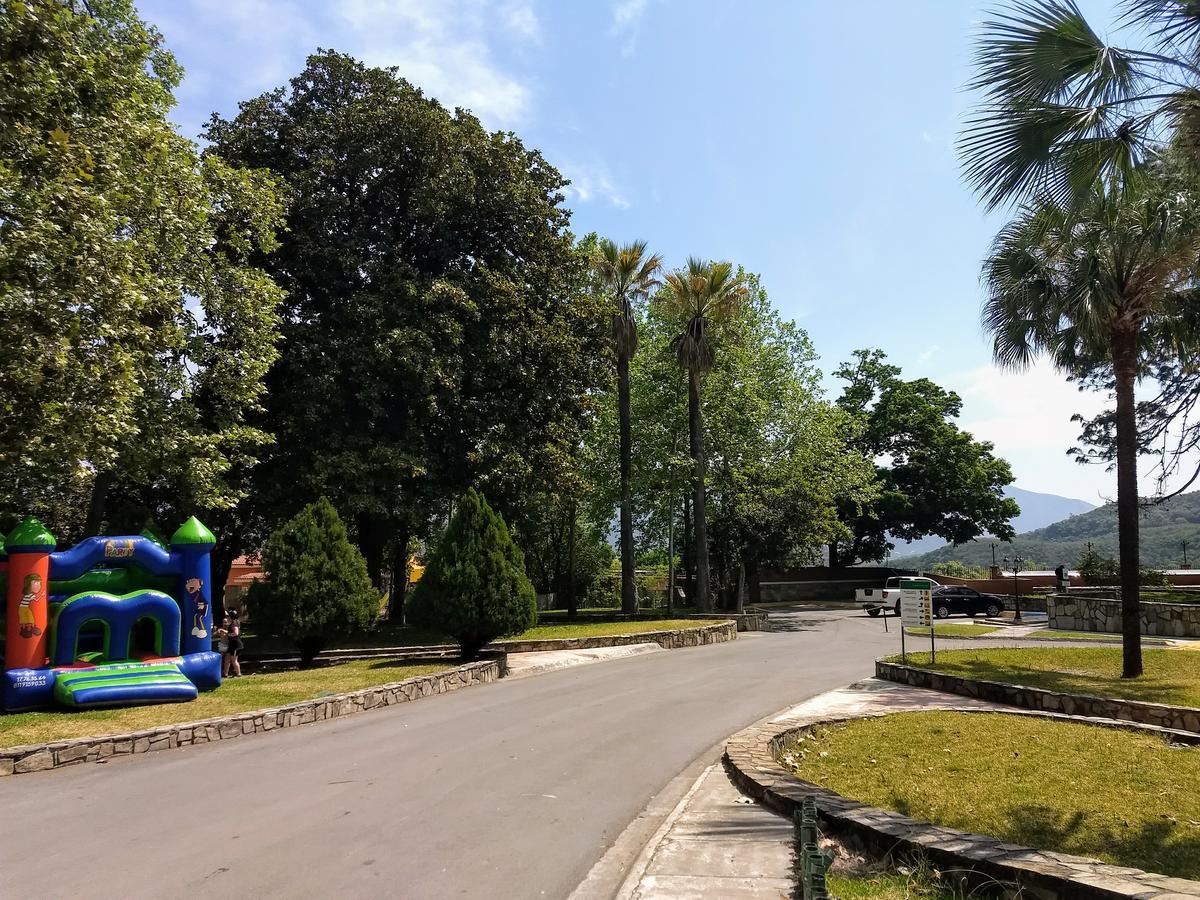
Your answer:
931,586 -> 1004,619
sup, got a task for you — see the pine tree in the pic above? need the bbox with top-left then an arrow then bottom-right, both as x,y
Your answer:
409,489 -> 537,659
249,497 -> 379,664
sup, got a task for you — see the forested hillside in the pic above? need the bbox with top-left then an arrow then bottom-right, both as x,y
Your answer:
893,492 -> 1200,570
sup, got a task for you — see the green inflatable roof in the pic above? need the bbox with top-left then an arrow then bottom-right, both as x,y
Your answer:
171,516 -> 215,547
8,517 -> 56,548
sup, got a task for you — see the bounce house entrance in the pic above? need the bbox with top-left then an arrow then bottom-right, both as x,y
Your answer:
129,616 -> 161,660
75,619 -> 110,662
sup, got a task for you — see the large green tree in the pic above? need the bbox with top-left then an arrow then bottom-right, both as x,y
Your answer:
205,51 -> 606,585
593,239 -> 661,614
656,259 -> 748,612
829,350 -> 1019,567
982,170 -> 1200,677
0,0 -> 285,538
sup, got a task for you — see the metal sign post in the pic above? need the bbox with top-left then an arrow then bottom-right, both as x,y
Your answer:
899,579 -> 932,661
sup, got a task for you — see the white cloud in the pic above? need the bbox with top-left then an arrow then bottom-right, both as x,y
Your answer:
502,2 -> 542,43
151,0 -> 536,134
558,159 -> 631,209
613,0 -> 648,27
336,0 -> 533,125
611,0 -> 650,55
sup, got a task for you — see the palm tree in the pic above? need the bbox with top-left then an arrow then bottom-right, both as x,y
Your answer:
982,170 -> 1200,677
594,239 -> 662,614
657,258 -> 747,613
960,0 -> 1200,209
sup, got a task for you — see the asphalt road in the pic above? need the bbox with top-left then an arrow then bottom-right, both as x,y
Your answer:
0,608 -> 904,900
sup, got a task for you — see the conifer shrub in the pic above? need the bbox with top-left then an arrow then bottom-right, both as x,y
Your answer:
248,497 -> 379,665
408,489 -> 537,658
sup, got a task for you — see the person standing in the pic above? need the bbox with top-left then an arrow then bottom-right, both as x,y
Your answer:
225,609 -> 243,677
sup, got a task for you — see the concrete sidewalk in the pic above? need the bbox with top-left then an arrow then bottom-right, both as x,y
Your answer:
505,642 -> 665,677
618,679 -> 1004,899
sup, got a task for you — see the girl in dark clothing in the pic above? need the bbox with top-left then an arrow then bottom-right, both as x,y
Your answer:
225,609 -> 243,677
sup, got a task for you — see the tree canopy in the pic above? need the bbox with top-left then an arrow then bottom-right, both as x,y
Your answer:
204,51 -> 607,584
0,0 -> 286,538
830,349 -> 1019,566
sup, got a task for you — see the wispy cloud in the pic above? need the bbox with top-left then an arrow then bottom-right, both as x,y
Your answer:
148,0 -> 537,135
501,1 -> 542,43
558,159 -> 631,209
611,0 -> 650,56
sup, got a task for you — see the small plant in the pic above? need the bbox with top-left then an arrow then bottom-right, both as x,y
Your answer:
247,498 -> 379,665
407,489 -> 537,658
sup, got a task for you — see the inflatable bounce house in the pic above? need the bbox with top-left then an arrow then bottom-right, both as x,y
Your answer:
1,516 -> 221,711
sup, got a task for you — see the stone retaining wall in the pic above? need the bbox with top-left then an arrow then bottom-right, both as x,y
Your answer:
0,658 -> 504,778
724,712 -> 1200,899
1047,593 -> 1200,637
876,659 -> 1200,733
496,620 -> 736,653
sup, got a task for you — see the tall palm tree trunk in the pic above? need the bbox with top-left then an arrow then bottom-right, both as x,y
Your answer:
1112,329 -> 1143,678
618,351 -> 637,614
688,368 -> 712,612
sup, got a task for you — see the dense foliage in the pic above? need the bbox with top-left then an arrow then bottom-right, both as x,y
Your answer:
829,350 -> 1019,566
0,0 -> 286,543
247,498 -> 379,664
407,489 -> 536,658
205,51 -> 607,586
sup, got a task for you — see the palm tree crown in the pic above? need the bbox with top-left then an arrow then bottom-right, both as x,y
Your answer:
983,172 -> 1200,368
595,238 -> 662,358
658,258 -> 748,374
960,0 -> 1200,209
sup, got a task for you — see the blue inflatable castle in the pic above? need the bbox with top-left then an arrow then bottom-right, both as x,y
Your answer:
2,516 -> 222,711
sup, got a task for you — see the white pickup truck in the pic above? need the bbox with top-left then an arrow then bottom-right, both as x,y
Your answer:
856,576 -> 939,616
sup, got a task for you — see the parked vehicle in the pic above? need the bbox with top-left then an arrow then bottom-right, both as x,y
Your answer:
930,586 -> 1004,619
856,576 -> 939,616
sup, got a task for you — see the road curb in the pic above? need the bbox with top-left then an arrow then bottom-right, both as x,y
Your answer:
0,656 -> 505,777
876,658 -> 1200,734
723,701 -> 1200,899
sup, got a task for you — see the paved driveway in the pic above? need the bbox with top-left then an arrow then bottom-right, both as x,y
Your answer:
0,608 -> 901,900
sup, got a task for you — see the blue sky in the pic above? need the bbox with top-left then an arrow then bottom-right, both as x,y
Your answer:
139,0 -> 1152,504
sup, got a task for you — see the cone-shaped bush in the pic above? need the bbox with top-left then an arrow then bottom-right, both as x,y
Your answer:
248,497 -> 379,665
409,488 -> 536,658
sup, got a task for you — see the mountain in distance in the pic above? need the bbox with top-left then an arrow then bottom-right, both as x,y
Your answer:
892,486 -> 1096,558
892,490 -> 1200,570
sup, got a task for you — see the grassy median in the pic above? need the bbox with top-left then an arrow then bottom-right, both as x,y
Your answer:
899,646 -> 1200,707
785,710 -> 1200,879
903,624 -> 999,638
0,658 -> 450,749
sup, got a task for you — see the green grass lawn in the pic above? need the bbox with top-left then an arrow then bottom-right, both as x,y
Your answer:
1029,629 -> 1125,641
243,616 -> 726,655
897,646 -> 1200,707
0,658 -> 449,749
785,711 -> 1200,879
903,624 -> 999,638
502,619 -> 724,641
827,869 -> 962,900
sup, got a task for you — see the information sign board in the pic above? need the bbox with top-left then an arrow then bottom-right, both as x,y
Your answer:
899,579 -> 932,628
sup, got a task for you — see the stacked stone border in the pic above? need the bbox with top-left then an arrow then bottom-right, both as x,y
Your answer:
1048,593 -> 1200,638
724,708 -> 1200,899
0,657 -> 504,778
496,619 -> 736,653
876,659 -> 1200,733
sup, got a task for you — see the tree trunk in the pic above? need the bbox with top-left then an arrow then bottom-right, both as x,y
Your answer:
356,513 -> 387,591
567,498 -> 579,619
84,471 -> 114,537
388,524 -> 411,622
828,541 -> 839,568
617,352 -> 637,614
666,507 -> 676,615
747,554 -> 761,605
688,368 -> 712,612
1112,328 -> 1143,679
682,493 -> 693,604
